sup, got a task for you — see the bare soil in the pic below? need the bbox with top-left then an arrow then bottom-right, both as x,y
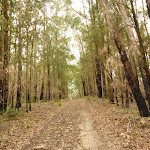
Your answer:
0,98 -> 150,150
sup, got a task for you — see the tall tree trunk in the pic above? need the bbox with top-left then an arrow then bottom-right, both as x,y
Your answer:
0,21 -> 3,112
11,24 -> 17,109
130,0 -> 150,110
40,12 -> 46,101
126,85 -> 129,108
121,92 -> 124,108
98,0 -> 150,117
34,69 -> 37,102
26,27 -> 29,112
118,0 -> 150,110
29,40 -> 34,111
117,0 -> 138,79
115,88 -> 119,106
130,0 -> 150,87
102,66 -> 107,98
16,0 -> 22,109
120,68 -> 125,108
53,65 -> 56,99
95,52 -> 102,98
58,73 -> 62,99
89,0 -> 102,98
107,72 -> 114,103
47,45 -> 51,101
8,0 -> 13,106
139,61 -> 150,109
34,29 -> 37,103
3,0 -> 9,112
82,77 -> 87,96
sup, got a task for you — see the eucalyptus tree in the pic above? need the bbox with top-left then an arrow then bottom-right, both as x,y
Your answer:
97,0 -> 149,117
46,39 -> 51,101
15,0 -> 22,109
88,0 -> 103,98
0,0 -> 77,113
40,8 -> 46,101
0,1 -> 4,112
49,30 -> 75,99
23,0 -> 32,111
110,0 -> 150,109
77,0 -> 109,98
130,0 -> 150,109
33,13 -> 39,103
1,0 -> 9,112
9,0 -> 17,109
23,0 -> 39,111
42,0 -> 78,100
0,32 -> 2,112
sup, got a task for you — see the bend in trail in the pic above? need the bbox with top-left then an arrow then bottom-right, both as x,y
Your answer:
22,99 -> 113,150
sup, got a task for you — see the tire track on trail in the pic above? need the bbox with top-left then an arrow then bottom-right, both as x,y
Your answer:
22,99 -> 82,150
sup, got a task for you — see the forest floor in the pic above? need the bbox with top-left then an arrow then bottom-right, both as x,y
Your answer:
0,98 -> 150,150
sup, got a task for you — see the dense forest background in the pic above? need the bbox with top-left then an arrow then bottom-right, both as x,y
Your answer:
0,0 -> 150,117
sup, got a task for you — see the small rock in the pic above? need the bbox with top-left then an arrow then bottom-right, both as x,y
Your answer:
137,118 -> 147,129
123,142 -> 129,148
34,144 -> 46,150
120,133 -> 126,138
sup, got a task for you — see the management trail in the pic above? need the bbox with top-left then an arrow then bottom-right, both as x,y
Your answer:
22,99 -> 113,150
1,98 -> 150,150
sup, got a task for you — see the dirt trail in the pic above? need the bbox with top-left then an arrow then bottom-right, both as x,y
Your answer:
21,99 -> 112,150
79,110 -> 100,149
1,98 -> 149,150
79,108 -> 111,150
